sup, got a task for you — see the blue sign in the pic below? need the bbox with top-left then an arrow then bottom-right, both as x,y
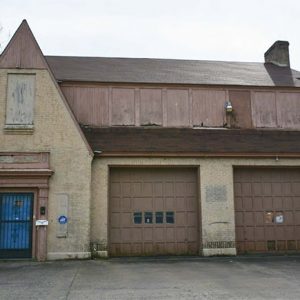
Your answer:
58,215 -> 68,224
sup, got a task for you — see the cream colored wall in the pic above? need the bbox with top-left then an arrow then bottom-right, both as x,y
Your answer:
92,157 -> 300,257
0,69 -> 93,259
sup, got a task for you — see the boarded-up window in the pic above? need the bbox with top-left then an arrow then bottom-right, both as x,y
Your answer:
6,74 -> 35,126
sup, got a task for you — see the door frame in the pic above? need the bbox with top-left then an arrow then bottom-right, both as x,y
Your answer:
0,188 -> 37,259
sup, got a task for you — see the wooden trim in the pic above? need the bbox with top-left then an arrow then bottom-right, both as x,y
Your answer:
95,152 -> 300,158
59,81 -> 300,91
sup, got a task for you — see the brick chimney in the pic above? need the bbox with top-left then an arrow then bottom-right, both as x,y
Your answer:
264,41 -> 290,67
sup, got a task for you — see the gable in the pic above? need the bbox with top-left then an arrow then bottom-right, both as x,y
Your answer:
0,20 -> 47,69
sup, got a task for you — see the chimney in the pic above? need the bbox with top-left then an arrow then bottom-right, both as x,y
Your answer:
264,41 -> 290,67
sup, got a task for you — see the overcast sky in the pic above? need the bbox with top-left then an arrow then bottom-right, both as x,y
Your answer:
1,0 -> 300,70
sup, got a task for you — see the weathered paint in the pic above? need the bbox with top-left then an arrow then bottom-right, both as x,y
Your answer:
62,83 -> 300,130
0,69 -> 92,260
91,156 -> 300,257
229,90 -> 252,128
6,74 -> 35,126
252,91 -> 277,128
0,21 -> 47,69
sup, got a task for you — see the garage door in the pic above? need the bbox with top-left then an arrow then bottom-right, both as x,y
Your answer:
234,168 -> 300,254
109,168 -> 199,256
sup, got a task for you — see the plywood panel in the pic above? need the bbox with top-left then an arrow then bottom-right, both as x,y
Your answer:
229,90 -> 252,128
62,86 -> 109,126
276,92 -> 300,129
0,21 -> 46,69
111,88 -> 135,125
6,74 -> 35,125
252,92 -> 277,128
192,89 -> 226,127
140,89 -> 163,125
166,89 -> 189,127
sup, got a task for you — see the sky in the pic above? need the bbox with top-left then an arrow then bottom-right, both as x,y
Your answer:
1,0 -> 300,70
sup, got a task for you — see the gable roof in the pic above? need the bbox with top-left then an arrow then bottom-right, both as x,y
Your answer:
82,126 -> 300,156
0,20 -> 47,69
45,56 -> 300,87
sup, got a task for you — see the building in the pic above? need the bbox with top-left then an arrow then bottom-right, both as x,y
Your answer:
1,20 -> 300,261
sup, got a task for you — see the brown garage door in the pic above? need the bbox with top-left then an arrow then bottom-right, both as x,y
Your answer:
234,168 -> 300,254
109,168 -> 199,256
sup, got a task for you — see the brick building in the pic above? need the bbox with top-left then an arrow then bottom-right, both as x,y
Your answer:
1,20 -> 300,260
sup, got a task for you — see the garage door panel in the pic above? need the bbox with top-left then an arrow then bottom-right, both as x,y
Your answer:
111,197 -> 120,211
111,183 -> 121,196
254,212 -> 264,225
121,198 -> 131,211
110,229 -> 121,243
243,197 -> 253,210
154,228 -> 164,241
144,228 -> 153,241
294,197 -> 300,209
275,227 -> 285,240
109,168 -> 199,256
187,197 -> 197,210
175,198 -> 186,211
120,182 -> 130,196
153,198 -> 164,210
235,168 -> 300,254
153,183 -> 163,196
292,183 -> 300,195
236,227 -> 244,240
245,227 -> 254,240
165,198 -> 175,210
164,182 -> 174,196
254,227 -> 264,240
273,197 -> 283,209
175,182 -> 186,196
263,197 -> 273,210
111,213 -> 121,227
253,197 -> 263,210
121,213 -> 132,226
283,197 -> 294,210
263,183 -> 272,195
187,212 -> 197,226
142,182 -> 153,197
188,228 -> 198,241
176,212 -> 186,226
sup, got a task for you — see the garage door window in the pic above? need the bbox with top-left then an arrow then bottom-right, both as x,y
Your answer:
166,212 -> 175,224
155,212 -> 164,224
145,212 -> 153,224
133,212 -> 142,224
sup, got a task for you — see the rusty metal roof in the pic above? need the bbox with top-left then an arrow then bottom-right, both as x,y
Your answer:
45,56 -> 300,87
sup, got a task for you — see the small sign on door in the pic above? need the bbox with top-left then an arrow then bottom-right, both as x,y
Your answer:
275,212 -> 284,224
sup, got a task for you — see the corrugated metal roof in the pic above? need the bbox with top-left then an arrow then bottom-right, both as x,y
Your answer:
45,56 -> 300,87
81,127 -> 300,154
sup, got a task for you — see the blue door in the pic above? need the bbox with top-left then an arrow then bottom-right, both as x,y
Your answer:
0,193 -> 33,258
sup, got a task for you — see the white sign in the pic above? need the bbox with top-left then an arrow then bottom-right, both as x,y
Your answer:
36,219 -> 49,226
275,215 -> 284,224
